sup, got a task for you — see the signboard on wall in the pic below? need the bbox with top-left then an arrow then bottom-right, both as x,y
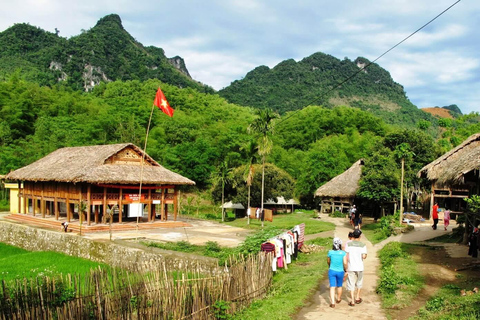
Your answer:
128,203 -> 144,217
126,194 -> 145,201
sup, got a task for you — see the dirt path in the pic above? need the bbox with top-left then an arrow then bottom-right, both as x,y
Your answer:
294,215 -> 460,320
295,215 -> 385,319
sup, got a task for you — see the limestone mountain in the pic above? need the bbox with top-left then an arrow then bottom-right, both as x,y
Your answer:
218,52 -> 434,127
0,14 -> 212,93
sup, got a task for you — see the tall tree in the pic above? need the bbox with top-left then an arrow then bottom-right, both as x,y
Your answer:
248,108 -> 279,227
211,159 -> 234,222
240,140 -> 259,225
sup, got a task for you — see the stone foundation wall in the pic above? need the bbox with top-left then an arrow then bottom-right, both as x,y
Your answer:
0,222 -> 217,271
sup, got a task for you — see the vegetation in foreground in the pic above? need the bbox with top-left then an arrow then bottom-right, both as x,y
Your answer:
0,242 -> 107,282
377,242 -> 424,311
233,237 -> 331,320
411,283 -> 480,320
361,211 -> 408,245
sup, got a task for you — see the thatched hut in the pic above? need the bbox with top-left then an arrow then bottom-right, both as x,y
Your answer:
315,159 -> 364,213
5,143 -> 195,225
418,133 -> 480,217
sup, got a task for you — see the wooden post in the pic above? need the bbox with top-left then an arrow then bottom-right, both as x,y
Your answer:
118,188 -> 123,223
174,188 -> 178,221
23,183 -> 27,214
161,188 -> 165,221
147,189 -> 152,222
18,182 -> 22,214
87,185 -> 91,226
41,183 -> 45,218
66,197 -> 71,222
95,205 -> 99,224
148,189 -> 152,222
54,184 -> 59,220
103,187 -> 107,224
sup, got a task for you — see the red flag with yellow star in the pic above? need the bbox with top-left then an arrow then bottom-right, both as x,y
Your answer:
153,87 -> 174,117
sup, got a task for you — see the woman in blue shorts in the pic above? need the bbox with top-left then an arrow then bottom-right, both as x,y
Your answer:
327,237 -> 348,308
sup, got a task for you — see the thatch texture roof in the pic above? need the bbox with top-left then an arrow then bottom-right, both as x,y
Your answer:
418,133 -> 480,185
6,143 -> 195,186
314,159 -> 364,198
220,201 -> 245,209
264,196 -> 299,205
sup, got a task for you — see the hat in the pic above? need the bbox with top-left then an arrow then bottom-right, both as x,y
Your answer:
333,237 -> 342,250
353,229 -> 362,238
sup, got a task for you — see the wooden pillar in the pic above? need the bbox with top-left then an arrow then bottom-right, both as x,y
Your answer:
32,190 -> 37,217
66,197 -> 71,222
118,188 -> 123,223
165,203 -> 168,221
161,188 -> 165,221
103,187 -> 107,224
173,188 -> 178,221
18,182 -> 22,214
42,183 -> 46,218
95,205 -> 99,224
87,185 -> 91,226
147,189 -> 152,222
53,184 -> 57,220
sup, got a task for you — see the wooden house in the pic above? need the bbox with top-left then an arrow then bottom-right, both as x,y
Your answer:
5,143 -> 195,225
315,159 -> 364,213
418,133 -> 480,218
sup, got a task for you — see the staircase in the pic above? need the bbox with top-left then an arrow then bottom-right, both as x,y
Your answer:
3,214 -> 191,233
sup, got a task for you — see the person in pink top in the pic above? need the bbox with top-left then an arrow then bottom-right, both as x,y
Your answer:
444,208 -> 451,231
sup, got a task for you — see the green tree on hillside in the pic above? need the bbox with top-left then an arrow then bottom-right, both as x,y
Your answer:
248,108 -> 279,226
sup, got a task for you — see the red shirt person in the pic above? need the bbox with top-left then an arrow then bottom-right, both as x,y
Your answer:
432,202 -> 439,230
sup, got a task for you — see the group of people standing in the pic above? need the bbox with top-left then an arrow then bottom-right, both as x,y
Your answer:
431,202 -> 451,231
349,205 -> 362,230
326,228 -> 367,308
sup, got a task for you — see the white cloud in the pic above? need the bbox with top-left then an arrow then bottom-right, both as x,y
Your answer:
0,0 -> 479,114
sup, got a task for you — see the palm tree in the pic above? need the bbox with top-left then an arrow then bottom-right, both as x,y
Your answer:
212,159 -> 234,222
240,140 -> 259,225
248,108 -> 279,227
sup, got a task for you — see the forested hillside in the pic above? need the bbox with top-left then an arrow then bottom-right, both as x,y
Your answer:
1,14 -> 479,209
2,75 -> 479,207
0,14 -> 213,93
219,53 -> 435,127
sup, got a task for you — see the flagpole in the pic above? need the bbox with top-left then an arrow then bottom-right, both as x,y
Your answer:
137,102 -> 156,230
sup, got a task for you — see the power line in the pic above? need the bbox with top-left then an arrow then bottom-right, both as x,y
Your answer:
277,0 -> 462,125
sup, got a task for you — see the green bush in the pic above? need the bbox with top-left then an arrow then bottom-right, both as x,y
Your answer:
329,211 -> 345,218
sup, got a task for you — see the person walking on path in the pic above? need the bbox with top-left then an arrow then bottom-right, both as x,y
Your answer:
432,202 -> 439,230
443,208 -> 451,231
345,229 -> 367,307
327,237 -> 348,308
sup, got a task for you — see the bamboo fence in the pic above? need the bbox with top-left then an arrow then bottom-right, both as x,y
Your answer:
0,253 -> 273,320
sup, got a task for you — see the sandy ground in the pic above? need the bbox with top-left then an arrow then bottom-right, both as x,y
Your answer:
294,214 -> 470,320
77,218 -> 252,248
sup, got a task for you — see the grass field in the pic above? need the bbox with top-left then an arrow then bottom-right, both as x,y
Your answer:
225,211 -> 335,235
233,237 -> 332,319
0,242 -> 107,282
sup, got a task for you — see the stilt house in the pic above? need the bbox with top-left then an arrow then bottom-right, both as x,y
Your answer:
5,143 -> 195,225
418,133 -> 480,218
315,159 -> 364,213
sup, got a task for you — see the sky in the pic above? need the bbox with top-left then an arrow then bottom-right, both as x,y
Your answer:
0,0 -> 479,115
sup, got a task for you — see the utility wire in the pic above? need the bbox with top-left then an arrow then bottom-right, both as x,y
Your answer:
277,0 -> 462,125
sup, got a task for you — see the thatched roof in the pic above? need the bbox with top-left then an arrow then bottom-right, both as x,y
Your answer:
314,159 -> 364,198
418,133 -> 480,185
220,201 -> 245,209
5,143 -> 195,186
264,196 -> 299,205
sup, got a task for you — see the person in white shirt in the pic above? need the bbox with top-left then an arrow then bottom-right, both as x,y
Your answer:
345,229 -> 367,306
